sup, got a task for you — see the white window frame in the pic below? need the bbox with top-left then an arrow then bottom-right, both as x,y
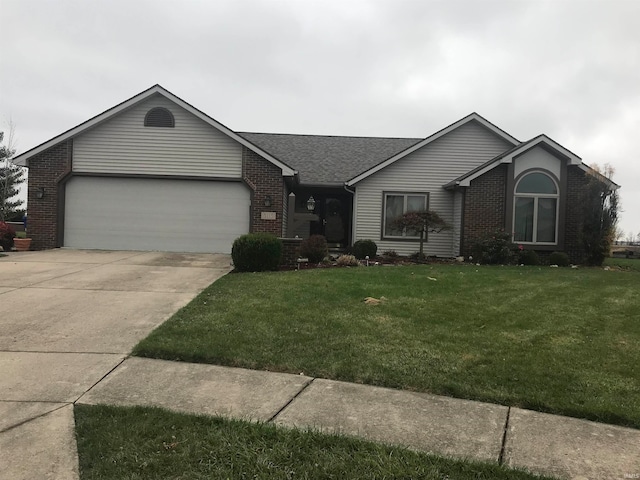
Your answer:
513,171 -> 559,245
382,192 -> 428,239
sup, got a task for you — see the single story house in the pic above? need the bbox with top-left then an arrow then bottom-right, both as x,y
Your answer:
13,85 -> 617,262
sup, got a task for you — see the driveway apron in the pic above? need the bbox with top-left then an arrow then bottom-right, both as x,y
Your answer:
0,249 -> 231,480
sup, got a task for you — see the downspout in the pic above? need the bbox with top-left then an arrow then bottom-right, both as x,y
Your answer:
344,183 -> 356,246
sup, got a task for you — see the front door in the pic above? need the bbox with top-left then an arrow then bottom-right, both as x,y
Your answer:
324,198 -> 346,246
310,196 -> 349,247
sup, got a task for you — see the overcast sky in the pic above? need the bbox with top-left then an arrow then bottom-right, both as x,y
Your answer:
2,0 -> 639,237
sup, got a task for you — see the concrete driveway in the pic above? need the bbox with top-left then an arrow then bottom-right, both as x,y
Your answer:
0,249 -> 231,479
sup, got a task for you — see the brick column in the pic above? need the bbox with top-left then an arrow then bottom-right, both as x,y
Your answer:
279,237 -> 302,265
461,164 -> 507,256
27,140 -> 72,250
242,147 -> 285,236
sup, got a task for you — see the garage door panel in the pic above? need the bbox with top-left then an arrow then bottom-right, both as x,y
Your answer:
64,177 -> 249,253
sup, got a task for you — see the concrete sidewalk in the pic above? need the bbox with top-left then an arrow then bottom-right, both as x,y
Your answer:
78,357 -> 640,480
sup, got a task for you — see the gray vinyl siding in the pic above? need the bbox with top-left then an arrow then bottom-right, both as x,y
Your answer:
353,121 -> 512,257
73,95 -> 242,177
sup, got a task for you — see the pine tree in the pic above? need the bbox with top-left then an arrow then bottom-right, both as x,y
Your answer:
1,131 -> 25,221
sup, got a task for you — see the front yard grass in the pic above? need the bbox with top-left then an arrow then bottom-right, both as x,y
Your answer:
134,264 -> 640,428
604,256 -> 640,272
75,404 -> 552,480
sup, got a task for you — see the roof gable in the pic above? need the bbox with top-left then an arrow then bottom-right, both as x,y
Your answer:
13,85 -> 296,176
444,134 -> 583,188
345,113 -> 519,186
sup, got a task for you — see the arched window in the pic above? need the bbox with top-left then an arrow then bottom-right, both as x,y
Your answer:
513,171 -> 558,243
144,107 -> 175,127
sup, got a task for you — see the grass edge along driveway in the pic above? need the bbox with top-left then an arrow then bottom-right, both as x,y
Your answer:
134,264 -> 640,429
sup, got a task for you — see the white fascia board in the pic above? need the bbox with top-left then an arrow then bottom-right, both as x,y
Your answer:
13,85 -> 297,177
346,113 -> 518,186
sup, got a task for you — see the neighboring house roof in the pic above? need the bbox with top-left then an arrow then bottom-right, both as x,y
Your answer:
345,112 -> 520,186
12,85 -> 297,177
443,134 -> 619,190
238,132 -> 422,185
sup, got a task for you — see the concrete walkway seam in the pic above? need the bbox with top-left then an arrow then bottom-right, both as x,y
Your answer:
0,403 -> 72,434
267,377 -> 315,423
75,356 -> 129,404
498,406 -> 511,465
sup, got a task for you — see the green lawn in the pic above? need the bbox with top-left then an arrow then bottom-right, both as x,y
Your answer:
75,404 -> 552,480
134,264 -> 640,428
604,256 -> 640,271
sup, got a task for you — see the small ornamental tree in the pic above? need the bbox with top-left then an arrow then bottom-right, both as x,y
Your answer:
392,210 -> 451,258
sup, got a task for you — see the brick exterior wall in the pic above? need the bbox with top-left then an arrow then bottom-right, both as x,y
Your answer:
27,140 -> 72,250
280,237 -> 302,265
564,166 -> 589,264
242,147 -> 285,236
461,164 -> 507,256
461,163 -> 591,264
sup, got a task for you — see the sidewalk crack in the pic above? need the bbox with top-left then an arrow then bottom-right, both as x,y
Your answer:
267,377 -> 315,423
0,403 -> 72,434
498,406 -> 511,465
75,356 -> 128,404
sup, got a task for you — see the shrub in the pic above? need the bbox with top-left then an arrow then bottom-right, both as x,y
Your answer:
580,171 -> 618,266
382,250 -> 398,257
231,233 -> 282,272
472,229 -> 516,265
549,251 -> 570,267
409,251 -> 427,262
518,249 -> 540,265
352,239 -> 378,259
336,254 -> 359,266
300,235 -> 328,263
0,221 -> 15,251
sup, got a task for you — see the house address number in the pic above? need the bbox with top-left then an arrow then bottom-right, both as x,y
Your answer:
261,211 -> 277,220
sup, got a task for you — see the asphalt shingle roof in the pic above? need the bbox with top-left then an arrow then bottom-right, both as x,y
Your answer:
238,132 -> 422,185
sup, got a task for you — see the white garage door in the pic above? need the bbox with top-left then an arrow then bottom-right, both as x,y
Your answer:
64,177 -> 250,253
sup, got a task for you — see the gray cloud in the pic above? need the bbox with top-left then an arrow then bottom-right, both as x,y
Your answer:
2,0 -> 639,234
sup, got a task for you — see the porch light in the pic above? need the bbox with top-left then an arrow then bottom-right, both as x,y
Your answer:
306,196 -> 316,212
36,187 -> 45,199
264,195 -> 272,207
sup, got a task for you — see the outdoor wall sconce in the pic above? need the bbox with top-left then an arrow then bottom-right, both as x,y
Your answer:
263,195 -> 272,207
306,195 -> 316,212
36,187 -> 45,199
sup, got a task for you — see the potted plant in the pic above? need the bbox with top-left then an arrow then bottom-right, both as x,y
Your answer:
13,230 -> 32,251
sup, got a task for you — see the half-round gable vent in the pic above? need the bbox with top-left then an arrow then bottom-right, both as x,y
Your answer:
144,107 -> 175,127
